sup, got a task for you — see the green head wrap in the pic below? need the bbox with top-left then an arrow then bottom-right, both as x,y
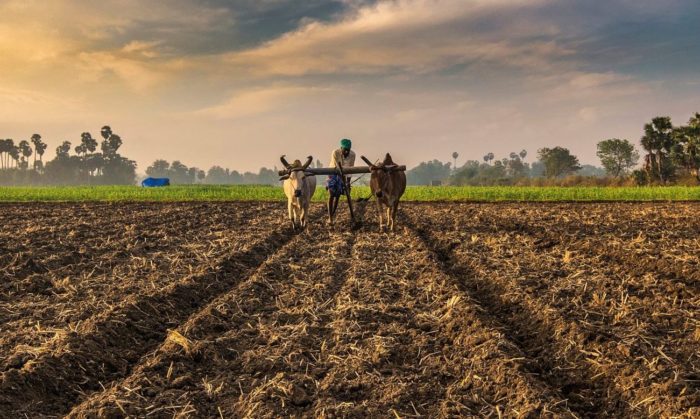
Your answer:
340,138 -> 352,150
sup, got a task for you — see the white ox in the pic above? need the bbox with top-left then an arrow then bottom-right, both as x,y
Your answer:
280,156 -> 317,229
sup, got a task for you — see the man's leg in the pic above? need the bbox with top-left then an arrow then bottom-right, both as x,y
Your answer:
327,195 -> 334,224
332,195 -> 340,217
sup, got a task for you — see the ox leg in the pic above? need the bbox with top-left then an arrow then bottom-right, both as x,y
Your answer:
390,201 -> 399,231
288,201 -> 297,230
376,200 -> 384,231
386,207 -> 392,231
300,204 -> 307,228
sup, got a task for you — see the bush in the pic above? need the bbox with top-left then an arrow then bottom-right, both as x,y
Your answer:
632,170 -> 648,186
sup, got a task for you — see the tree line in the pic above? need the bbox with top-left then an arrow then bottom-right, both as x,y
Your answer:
0,126 -> 136,185
2,112 -> 697,186
410,112 -> 699,186
144,160 -> 280,185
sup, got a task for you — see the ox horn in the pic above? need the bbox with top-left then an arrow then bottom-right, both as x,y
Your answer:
361,155 -> 377,169
280,155 -> 292,170
302,156 -> 313,170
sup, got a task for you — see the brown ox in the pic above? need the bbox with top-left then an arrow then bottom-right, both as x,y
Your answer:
280,156 -> 316,229
362,153 -> 406,231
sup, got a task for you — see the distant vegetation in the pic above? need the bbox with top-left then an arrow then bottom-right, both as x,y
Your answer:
2,185 -> 700,202
408,112 -> 699,187
1,112 -> 698,187
145,160 -> 280,185
0,126 -> 136,185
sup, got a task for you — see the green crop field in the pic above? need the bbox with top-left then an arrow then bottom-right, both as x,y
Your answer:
2,185 -> 700,202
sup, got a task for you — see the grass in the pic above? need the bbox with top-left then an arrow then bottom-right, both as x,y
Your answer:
1,184 -> 700,202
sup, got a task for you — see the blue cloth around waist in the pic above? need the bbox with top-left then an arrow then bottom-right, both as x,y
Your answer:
326,175 -> 345,197
141,177 -> 170,187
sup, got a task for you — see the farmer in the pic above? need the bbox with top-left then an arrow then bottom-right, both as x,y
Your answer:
326,138 -> 355,225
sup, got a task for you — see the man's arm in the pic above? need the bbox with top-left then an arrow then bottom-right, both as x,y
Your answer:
329,149 -> 339,169
347,151 -> 356,167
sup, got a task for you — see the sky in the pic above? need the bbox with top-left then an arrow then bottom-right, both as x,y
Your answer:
1,0 -> 699,172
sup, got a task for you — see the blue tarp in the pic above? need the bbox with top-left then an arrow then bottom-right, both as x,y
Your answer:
141,177 -> 170,187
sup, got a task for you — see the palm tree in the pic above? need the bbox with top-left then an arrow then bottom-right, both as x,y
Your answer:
75,144 -> 87,157
103,134 -> 122,156
8,142 -> 20,169
87,135 -> 98,153
100,125 -> 122,157
673,113 -> 700,180
452,152 -> 459,172
56,141 -> 72,158
18,140 -> 32,170
76,133 -> 94,178
30,134 -> 41,169
100,125 -> 112,140
2,139 -> 17,169
641,116 -> 674,182
689,113 -> 700,180
3,139 -> 14,169
80,132 -> 98,154
0,139 -> 8,169
29,134 -> 48,171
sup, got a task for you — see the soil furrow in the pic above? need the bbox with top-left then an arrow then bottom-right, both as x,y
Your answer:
410,203 -> 699,416
403,209 -> 626,417
217,229 -> 354,417
1,202 -> 696,418
65,211 -> 341,418
0,215 -> 298,417
0,204 -> 281,366
405,207 -> 696,417
0,203 -> 170,282
398,226 -> 582,417
312,226 -> 576,417
0,203 -> 271,299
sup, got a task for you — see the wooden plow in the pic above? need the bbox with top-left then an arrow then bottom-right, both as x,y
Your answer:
278,155 -> 406,223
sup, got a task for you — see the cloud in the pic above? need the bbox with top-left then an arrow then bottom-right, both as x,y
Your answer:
577,107 -> 600,123
193,85 -> 340,119
224,0 -> 565,76
568,72 -> 630,89
75,41 -> 198,91
121,41 -> 164,58
538,71 -> 652,103
0,1 -> 230,93
0,87 -> 87,124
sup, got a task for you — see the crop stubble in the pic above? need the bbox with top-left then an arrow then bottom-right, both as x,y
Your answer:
0,202 -> 697,418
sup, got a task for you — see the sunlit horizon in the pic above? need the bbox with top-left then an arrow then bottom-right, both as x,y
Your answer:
1,0 -> 699,173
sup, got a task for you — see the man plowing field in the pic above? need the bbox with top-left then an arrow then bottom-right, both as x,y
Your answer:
326,138 -> 355,225
277,143 -> 407,230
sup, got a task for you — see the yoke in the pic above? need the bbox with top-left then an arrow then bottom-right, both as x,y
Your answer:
276,165 -> 406,177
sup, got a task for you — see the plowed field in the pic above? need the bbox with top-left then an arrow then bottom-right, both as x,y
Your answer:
0,202 -> 698,418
